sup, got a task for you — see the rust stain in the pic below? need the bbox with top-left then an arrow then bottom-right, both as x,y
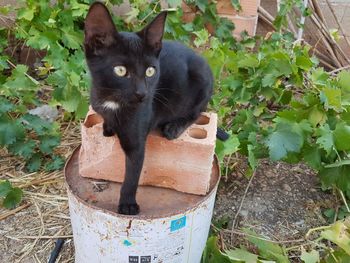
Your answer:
126,219 -> 132,237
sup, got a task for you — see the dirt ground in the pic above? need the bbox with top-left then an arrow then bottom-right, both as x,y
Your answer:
213,159 -> 333,244
0,124 -> 336,262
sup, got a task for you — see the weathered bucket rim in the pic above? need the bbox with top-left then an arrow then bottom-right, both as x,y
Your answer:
64,145 -> 221,220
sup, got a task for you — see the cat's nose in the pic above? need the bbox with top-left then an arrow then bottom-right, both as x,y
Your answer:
134,91 -> 146,102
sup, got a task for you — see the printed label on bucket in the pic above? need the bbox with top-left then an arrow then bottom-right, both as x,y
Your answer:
170,216 -> 186,232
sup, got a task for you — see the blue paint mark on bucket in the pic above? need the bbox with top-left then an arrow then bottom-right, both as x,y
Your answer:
123,239 -> 132,246
170,216 -> 186,232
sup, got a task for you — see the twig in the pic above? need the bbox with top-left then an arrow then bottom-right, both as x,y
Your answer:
339,189 -> 350,213
310,0 -> 325,23
6,59 -> 40,85
230,170 -> 256,245
0,202 -> 31,221
212,225 -> 305,244
330,65 -> 350,74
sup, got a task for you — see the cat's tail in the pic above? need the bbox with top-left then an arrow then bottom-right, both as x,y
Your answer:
216,128 -> 229,141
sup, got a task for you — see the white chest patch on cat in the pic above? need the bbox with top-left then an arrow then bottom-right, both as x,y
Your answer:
102,101 -> 120,111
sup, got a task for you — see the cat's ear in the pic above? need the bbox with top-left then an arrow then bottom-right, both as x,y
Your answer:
84,2 -> 117,55
137,11 -> 167,55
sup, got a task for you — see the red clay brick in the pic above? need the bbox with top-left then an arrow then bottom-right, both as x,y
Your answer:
79,108 -> 217,195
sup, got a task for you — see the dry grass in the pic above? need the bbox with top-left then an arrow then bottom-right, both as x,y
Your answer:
0,122 -> 80,262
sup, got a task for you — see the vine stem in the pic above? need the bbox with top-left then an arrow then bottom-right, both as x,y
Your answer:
305,225 -> 331,239
339,189 -> 350,213
6,59 -> 39,85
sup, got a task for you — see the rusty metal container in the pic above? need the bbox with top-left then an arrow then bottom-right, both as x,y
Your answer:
65,147 -> 220,263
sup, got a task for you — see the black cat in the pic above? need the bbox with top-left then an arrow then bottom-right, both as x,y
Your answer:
84,2 -> 216,215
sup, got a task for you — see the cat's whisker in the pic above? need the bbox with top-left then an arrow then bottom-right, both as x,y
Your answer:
153,95 -> 175,114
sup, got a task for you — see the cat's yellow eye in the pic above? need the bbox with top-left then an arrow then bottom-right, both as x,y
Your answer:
114,66 -> 127,77
145,66 -> 156,77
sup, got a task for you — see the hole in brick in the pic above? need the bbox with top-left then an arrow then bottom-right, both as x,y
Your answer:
85,114 -> 103,128
195,115 -> 210,125
189,128 -> 207,139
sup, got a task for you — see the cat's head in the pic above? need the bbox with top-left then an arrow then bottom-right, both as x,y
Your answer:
84,2 -> 167,107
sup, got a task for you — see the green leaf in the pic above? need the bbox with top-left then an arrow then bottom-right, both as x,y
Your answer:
333,122 -> 350,151
320,87 -> 342,112
45,155 -> 64,171
324,248 -> 350,263
0,118 -> 25,146
230,0 -> 242,11
8,139 -> 36,159
303,145 -> 322,170
237,54 -> 259,68
316,124 -> 334,155
338,71 -> 350,92
61,28 -> 82,49
26,154 -> 42,172
193,29 -> 210,48
215,133 -> 240,161
301,249 -> 319,263
201,236 -> 232,263
308,106 -> 326,127
311,68 -> 329,86
296,55 -> 313,71
21,114 -> 55,136
17,8 -> 35,21
266,123 -> 303,161
39,136 -> 60,154
196,0 -> 209,12
248,144 -> 257,170
3,188 -> 23,209
166,0 -> 182,7
244,229 -> 289,263
0,180 -> 12,197
320,165 -> 350,192
226,248 -> 258,262
321,220 -> 350,255
0,96 -> 15,114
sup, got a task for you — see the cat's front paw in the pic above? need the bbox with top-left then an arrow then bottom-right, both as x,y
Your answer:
118,203 -> 140,215
103,128 -> 115,137
103,123 -> 115,137
162,122 -> 185,140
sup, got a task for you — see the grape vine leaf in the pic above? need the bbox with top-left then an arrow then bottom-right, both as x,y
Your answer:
316,124 -> 334,155
230,0 -> 242,11
320,87 -> 342,112
166,0 -> 182,7
300,249 -> 319,263
39,136 -> 60,154
321,219 -> 350,255
333,122 -> 350,151
0,180 -> 12,197
26,154 -> 42,172
244,229 -> 289,263
3,188 -> 23,209
8,139 -> 36,159
320,165 -> 350,192
266,122 -> 303,161
0,118 -> 25,146
201,236 -> 232,263
225,248 -> 258,262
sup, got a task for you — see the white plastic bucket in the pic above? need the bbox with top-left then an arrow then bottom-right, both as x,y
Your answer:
65,147 -> 220,263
